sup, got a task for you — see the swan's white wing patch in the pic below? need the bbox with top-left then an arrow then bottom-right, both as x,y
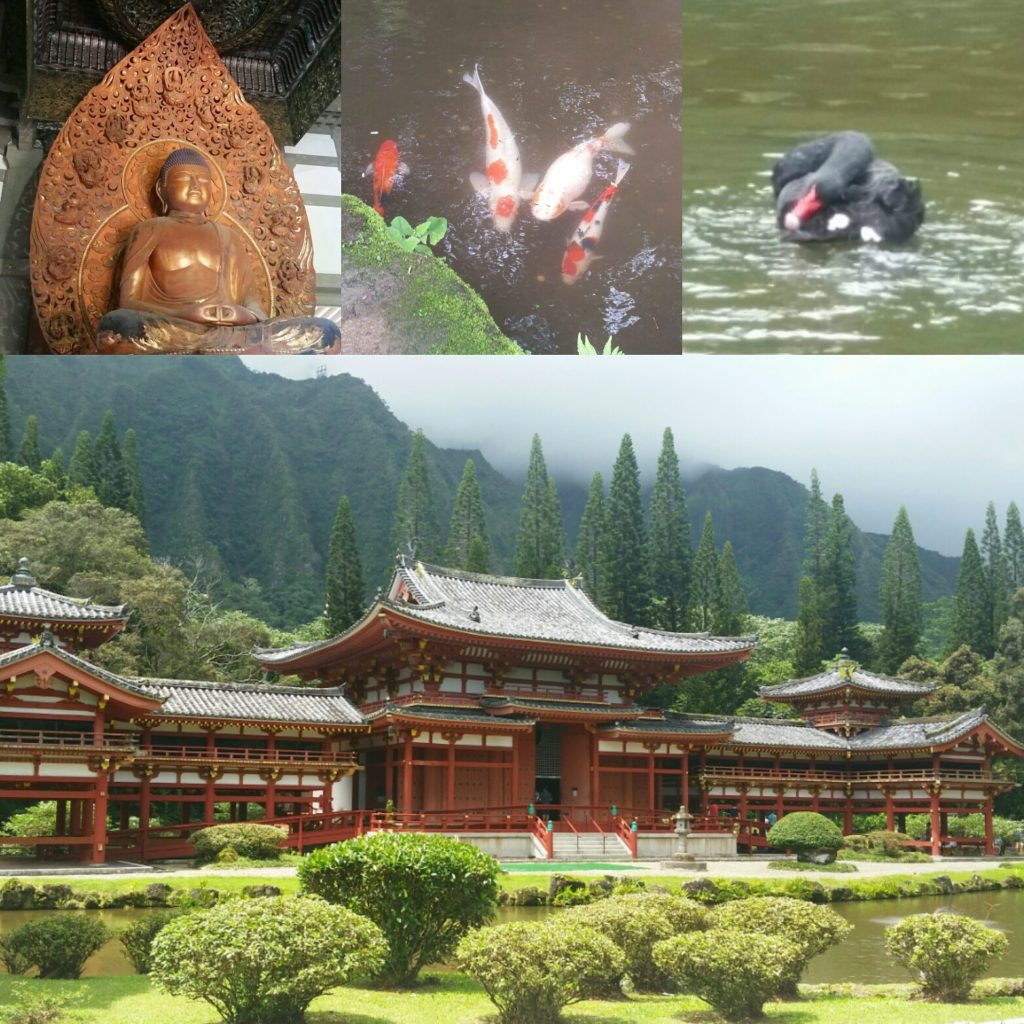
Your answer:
860,225 -> 883,242
827,213 -> 851,231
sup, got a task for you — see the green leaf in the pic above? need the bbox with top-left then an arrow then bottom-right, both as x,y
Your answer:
389,215 -> 414,237
423,216 -> 448,245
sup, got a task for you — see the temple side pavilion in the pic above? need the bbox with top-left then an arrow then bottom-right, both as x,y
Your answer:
0,558 -> 1020,862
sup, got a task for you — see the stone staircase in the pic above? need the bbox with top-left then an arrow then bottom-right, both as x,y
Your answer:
551,831 -> 632,860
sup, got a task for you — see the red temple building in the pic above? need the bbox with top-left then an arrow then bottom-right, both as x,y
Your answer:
0,557 -> 1020,863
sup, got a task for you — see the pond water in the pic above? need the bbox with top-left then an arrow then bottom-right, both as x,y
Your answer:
682,0 -> 1024,353
2,889 -> 1022,982
341,0 -> 682,353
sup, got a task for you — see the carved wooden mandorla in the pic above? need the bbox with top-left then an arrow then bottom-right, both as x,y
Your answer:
29,4 -> 319,354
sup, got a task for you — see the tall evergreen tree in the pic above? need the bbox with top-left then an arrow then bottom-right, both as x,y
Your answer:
600,433 -> 651,624
18,416 -> 41,471
819,493 -> 859,657
122,429 -> 145,523
1006,502 -> 1024,593
793,576 -> 826,675
0,355 -> 11,462
575,471 -> 606,598
513,435 -> 565,578
947,528 -> 992,656
689,512 -> 719,631
794,469 -> 833,671
803,469 -> 830,582
391,429 -> 440,560
92,411 -> 130,510
445,459 -> 490,572
714,541 -> 747,635
41,447 -> 66,492
878,506 -> 923,672
981,501 -> 1010,641
324,495 -> 366,634
647,427 -> 691,631
68,430 -> 96,489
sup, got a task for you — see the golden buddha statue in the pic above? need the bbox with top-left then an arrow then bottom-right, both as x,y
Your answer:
97,148 -> 338,353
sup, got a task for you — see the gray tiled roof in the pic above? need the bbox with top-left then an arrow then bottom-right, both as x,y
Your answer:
847,709 -> 987,750
731,718 -> 849,749
364,702 -> 535,726
599,713 -> 734,735
0,584 -> 125,622
388,560 -> 757,654
0,640 -> 137,692
761,666 -> 935,700
480,695 -> 645,716
129,678 -> 364,725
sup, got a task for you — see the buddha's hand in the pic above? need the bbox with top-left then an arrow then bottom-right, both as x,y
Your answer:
199,304 -> 260,326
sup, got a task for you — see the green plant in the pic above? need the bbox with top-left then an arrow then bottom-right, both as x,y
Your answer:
767,812 -> 844,863
119,909 -> 182,974
298,831 -> 500,986
0,915 -> 109,979
653,929 -> 803,1019
190,824 -> 287,861
768,858 -> 856,873
0,984 -> 74,1024
577,334 -> 624,355
150,895 -> 385,1024
564,892 -> 710,992
711,896 -> 852,995
457,919 -> 625,1024
865,830 -> 912,856
884,912 -> 1008,1001
387,215 -> 447,254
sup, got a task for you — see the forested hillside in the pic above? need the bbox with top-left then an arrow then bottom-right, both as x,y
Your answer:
3,358 -> 958,627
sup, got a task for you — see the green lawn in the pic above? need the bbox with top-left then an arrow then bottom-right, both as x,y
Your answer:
2,974 -> 1022,1024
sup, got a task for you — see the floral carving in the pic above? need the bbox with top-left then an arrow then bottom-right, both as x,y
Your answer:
72,149 -> 105,188
162,67 -> 190,106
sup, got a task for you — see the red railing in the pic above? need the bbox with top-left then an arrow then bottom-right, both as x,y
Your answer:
139,745 -> 358,766
700,766 -> 989,784
530,815 -> 554,859
615,816 -> 638,858
0,729 -> 134,750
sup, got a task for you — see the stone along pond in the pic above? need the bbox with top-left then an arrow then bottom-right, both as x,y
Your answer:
683,0 -> 1024,353
2,889 -> 1022,983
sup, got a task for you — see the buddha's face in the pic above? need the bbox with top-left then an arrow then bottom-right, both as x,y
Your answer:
159,163 -> 212,215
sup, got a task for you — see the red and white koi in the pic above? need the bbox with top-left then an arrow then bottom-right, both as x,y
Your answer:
532,122 -> 634,221
463,64 -> 537,231
363,139 -> 408,215
561,160 -> 629,285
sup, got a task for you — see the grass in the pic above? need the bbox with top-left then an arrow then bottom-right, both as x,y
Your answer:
768,860 -> 858,873
2,974 -> 1022,1024
503,862 -> 644,873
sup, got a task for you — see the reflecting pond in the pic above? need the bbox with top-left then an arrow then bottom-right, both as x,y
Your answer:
341,0 -> 682,353
682,0 -> 1024,353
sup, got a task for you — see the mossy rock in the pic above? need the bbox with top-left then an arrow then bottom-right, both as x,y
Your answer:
341,194 -> 523,355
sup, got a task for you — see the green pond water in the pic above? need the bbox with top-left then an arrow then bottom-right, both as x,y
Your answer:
3,889 -> 1022,983
683,0 -> 1024,353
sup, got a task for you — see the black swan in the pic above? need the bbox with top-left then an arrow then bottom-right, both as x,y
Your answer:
772,131 -> 924,243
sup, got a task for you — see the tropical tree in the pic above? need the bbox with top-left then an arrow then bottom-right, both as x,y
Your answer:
818,493 -> 859,657
391,429 -> 440,561
981,501 -> 1010,642
445,459 -> 490,572
947,528 -> 992,656
513,435 -> 565,579
324,495 -> 366,635
647,427 -> 691,631
689,512 -> 719,632
1005,502 -> 1024,593
575,471 -> 606,598
878,506 -> 922,672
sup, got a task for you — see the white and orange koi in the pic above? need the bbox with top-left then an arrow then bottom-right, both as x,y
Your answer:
463,64 -> 536,231
561,160 -> 629,285
532,122 -> 634,221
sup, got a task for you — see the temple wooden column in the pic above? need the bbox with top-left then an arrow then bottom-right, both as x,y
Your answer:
446,738 -> 456,809
681,748 -> 689,811
929,786 -> 942,857
90,780 -> 108,864
203,770 -> 216,824
385,744 -> 394,804
983,796 -> 995,855
646,750 -> 656,810
884,788 -> 895,831
56,800 -> 67,836
265,780 -> 277,820
512,734 -> 521,806
843,797 -> 853,834
590,732 -> 600,809
402,737 -> 413,811
139,776 -> 151,859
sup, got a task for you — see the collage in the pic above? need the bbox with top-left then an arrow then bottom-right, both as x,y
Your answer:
0,1 -> 1023,1023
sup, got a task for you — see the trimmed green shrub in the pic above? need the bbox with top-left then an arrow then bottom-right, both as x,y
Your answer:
0,915 -> 108,979
119,909 -> 182,974
190,823 -> 287,861
711,896 -> 851,994
884,912 -> 1008,1001
299,831 -> 500,986
653,930 -> 803,1019
457,919 -> 625,1024
767,812 -> 844,863
150,895 -> 386,1024
0,984 -> 73,1024
564,892 -> 710,991
866,830 -> 911,855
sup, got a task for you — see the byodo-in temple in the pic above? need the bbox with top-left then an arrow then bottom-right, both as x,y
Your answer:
1,556 -> 1021,863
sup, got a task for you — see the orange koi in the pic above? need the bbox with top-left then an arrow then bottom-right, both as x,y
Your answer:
364,139 -> 408,215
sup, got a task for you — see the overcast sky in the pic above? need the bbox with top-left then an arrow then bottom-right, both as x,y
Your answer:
242,356 -> 1023,557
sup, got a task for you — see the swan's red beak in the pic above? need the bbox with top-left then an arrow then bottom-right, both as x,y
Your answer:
784,186 -> 823,230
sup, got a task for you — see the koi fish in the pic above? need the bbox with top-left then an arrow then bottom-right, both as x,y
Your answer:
561,160 -> 630,285
532,122 -> 634,221
463,64 -> 537,231
363,139 -> 407,215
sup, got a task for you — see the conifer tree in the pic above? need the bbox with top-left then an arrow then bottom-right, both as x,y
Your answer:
1006,502 -> 1024,593
92,411 -> 130,510
794,576 -> 825,675
878,506 -> 922,673
600,433 -> 651,624
68,430 -> 96,489
18,416 -> 41,471
0,356 -> 11,462
575,471 -> 606,598
947,528 -> 992,656
647,427 -> 691,631
803,469 -> 830,581
794,469 -> 832,671
819,493 -> 859,657
689,512 -> 719,631
324,495 -> 366,635
123,429 -> 145,523
714,541 -> 747,635
513,435 -> 565,579
981,501 -> 1010,640
391,429 -> 440,561
41,448 -> 66,492
445,459 -> 490,572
